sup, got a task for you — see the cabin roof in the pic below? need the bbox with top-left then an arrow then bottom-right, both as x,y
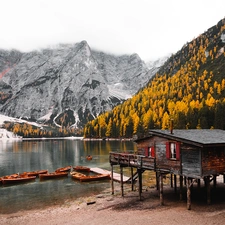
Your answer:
147,129 -> 225,147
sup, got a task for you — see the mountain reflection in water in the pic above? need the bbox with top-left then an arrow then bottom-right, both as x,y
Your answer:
0,139 -> 137,214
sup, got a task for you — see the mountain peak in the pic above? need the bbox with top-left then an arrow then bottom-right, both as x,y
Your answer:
0,42 -> 166,129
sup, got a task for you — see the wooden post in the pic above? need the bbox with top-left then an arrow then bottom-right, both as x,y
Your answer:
120,166 -> 124,197
174,174 -> 177,193
170,174 -> 173,188
197,179 -> 200,188
213,175 -> 217,188
156,172 -> 159,190
111,165 -> 114,195
138,169 -> 142,200
179,175 -> 183,201
187,178 -> 191,210
184,176 -> 187,186
223,174 -> 225,183
131,167 -> 134,191
190,178 -> 193,190
159,173 -> 164,205
207,176 -> 211,205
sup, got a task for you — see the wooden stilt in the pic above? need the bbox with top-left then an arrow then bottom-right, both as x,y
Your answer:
131,167 -> 134,191
156,172 -> 159,190
197,179 -> 200,188
204,177 -> 207,187
223,174 -> 225,183
207,176 -> 211,205
179,175 -> 183,201
213,175 -> 217,188
159,173 -> 164,205
120,166 -> 124,197
138,169 -> 142,200
187,178 -> 191,210
184,176 -> 187,186
190,178 -> 193,190
174,174 -> 177,193
111,165 -> 114,195
170,174 -> 173,188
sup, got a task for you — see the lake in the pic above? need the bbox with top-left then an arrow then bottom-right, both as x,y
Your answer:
0,139 -> 137,214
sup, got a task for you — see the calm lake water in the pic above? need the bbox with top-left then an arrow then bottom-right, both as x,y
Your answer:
0,139 -> 137,214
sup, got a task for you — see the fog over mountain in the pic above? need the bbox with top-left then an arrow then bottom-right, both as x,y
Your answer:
0,41 -> 166,128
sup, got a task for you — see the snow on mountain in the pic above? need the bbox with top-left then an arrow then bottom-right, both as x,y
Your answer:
146,54 -> 171,70
108,83 -> 132,100
0,114 -> 41,128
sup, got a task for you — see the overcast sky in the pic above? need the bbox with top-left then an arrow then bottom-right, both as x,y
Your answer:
0,0 -> 224,61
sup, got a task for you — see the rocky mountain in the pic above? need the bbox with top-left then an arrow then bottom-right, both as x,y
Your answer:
0,41 -> 165,128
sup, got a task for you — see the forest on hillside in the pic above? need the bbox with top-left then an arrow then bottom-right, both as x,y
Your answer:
84,18 -> 225,138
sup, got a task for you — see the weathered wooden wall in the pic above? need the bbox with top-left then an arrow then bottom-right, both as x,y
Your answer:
155,137 -> 181,174
136,136 -> 181,174
202,147 -> 225,176
182,146 -> 201,178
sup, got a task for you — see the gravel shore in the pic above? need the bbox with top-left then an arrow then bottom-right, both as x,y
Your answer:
1,183 -> 225,225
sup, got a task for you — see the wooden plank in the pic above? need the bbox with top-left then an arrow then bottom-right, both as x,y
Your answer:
90,167 -> 130,182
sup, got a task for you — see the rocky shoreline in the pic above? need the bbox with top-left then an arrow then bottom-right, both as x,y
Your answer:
1,183 -> 225,225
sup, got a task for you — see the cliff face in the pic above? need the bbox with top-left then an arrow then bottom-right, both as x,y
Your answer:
0,41 -> 162,128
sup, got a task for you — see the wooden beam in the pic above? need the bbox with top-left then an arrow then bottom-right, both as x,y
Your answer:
179,175 -> 183,201
213,175 -> 217,188
156,172 -> 159,190
131,167 -> 134,191
170,174 -> 173,188
111,165 -> 114,195
197,179 -> 200,188
206,176 -> 211,205
138,169 -> 142,200
187,178 -> 191,210
160,173 -> 164,205
120,166 -> 124,197
174,174 -> 177,193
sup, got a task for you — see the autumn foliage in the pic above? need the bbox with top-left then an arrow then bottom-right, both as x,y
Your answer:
84,18 -> 225,138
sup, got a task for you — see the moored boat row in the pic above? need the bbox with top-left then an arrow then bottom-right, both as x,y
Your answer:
0,165 -> 110,185
0,167 -> 71,185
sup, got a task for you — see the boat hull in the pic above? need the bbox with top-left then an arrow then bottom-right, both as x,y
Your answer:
55,166 -> 71,173
80,174 -> 110,182
1,176 -> 36,185
71,171 -> 110,182
73,166 -> 90,172
39,172 -> 68,180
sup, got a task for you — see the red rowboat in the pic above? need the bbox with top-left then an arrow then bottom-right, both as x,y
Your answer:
39,172 -> 68,180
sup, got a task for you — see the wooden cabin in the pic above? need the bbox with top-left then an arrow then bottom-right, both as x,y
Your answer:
109,129 -> 225,210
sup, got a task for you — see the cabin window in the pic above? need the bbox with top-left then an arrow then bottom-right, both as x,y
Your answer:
170,143 -> 176,159
166,142 -> 180,160
148,146 -> 155,157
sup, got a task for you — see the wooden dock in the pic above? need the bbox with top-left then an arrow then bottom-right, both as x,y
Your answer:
90,167 -> 130,182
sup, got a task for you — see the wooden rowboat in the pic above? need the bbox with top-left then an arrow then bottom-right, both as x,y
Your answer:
86,155 -> 92,160
70,171 -> 86,180
55,166 -> 71,173
0,174 -> 19,184
80,174 -> 110,182
1,175 -> 36,185
73,166 -> 90,172
39,172 -> 68,180
70,171 -> 110,182
20,170 -> 48,177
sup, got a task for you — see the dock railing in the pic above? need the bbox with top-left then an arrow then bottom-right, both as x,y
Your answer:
109,152 -> 155,170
